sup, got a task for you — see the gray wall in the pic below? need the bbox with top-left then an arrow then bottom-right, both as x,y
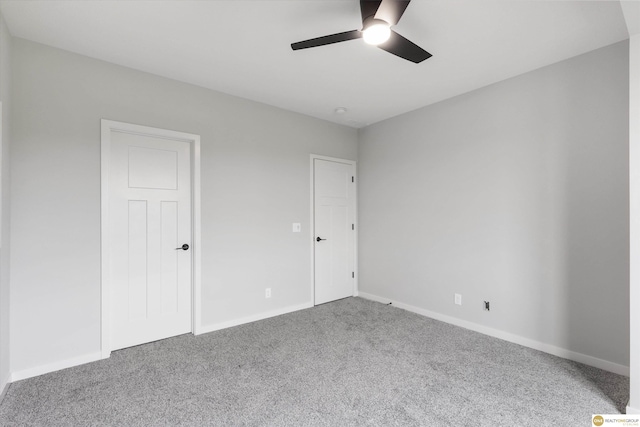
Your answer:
358,41 -> 630,367
10,38 -> 357,374
6,32 -> 631,377
0,10 -> 11,396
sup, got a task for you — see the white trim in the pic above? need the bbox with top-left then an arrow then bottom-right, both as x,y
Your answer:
353,161 -> 359,298
0,373 -> 9,404
100,119 -> 202,356
10,352 -> 103,382
309,156 -> 314,304
191,137 -> 202,335
100,121 -> 110,359
627,405 -> 640,415
358,292 -> 630,376
309,154 -> 358,306
197,302 -> 313,335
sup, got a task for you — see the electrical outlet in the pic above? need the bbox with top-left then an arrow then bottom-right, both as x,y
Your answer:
265,288 -> 271,298
454,293 -> 462,305
484,301 -> 490,311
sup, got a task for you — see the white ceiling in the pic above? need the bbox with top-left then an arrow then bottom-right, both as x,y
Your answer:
0,0 -> 634,128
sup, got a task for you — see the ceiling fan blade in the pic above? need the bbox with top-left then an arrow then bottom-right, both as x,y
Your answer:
291,30 -> 362,51
374,0 -> 411,25
377,30 -> 432,63
360,0 -> 383,23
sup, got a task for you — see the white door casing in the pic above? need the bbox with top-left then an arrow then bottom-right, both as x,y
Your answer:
311,156 -> 357,305
101,120 -> 201,357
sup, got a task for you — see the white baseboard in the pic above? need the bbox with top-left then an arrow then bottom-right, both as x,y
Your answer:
358,292 -> 630,376
9,303 -> 314,383
627,405 -> 640,414
10,351 -> 104,383
0,373 -> 10,404
197,301 -> 314,335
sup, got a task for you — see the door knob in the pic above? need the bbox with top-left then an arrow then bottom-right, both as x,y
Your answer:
176,244 -> 189,251
316,237 -> 326,242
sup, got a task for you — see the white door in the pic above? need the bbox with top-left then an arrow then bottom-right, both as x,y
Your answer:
313,158 -> 356,305
108,130 -> 192,351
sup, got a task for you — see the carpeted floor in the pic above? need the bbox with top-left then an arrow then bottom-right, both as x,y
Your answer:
0,297 -> 629,426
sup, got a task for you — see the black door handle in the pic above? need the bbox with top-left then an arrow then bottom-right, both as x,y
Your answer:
316,237 -> 326,242
176,244 -> 189,251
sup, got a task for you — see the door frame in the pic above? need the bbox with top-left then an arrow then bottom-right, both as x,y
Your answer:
100,119 -> 202,358
309,154 -> 358,305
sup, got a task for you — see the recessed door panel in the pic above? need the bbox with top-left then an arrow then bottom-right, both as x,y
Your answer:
161,201 -> 179,315
128,200 -> 148,320
128,146 -> 178,190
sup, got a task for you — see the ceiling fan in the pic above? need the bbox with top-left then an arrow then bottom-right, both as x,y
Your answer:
291,0 -> 432,64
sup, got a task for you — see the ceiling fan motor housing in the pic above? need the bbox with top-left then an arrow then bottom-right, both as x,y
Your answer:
363,17 -> 390,31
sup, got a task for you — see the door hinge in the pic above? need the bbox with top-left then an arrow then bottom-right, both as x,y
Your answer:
352,272 -> 355,278
352,176 -> 354,183
352,224 -> 354,230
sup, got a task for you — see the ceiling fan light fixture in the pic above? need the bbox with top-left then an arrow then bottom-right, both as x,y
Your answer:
362,19 -> 391,45
290,0 -> 432,63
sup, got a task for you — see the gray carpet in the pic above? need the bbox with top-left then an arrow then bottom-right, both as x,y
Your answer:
0,297 -> 629,426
